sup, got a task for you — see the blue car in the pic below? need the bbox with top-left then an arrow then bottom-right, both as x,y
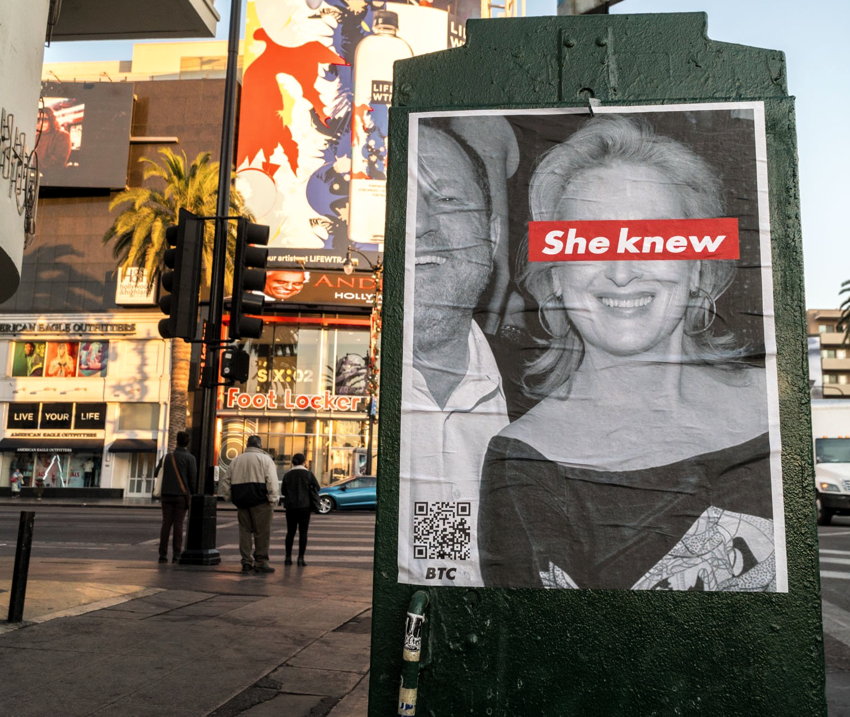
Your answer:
317,475 -> 376,514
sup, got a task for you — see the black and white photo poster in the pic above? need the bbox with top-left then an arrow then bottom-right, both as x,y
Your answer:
398,103 -> 786,592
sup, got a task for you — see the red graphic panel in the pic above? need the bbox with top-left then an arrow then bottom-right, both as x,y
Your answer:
529,218 -> 740,262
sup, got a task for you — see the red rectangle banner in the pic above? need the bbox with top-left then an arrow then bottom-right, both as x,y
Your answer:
528,218 -> 740,262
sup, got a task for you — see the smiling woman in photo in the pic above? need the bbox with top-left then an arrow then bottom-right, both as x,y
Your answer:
478,115 -> 775,592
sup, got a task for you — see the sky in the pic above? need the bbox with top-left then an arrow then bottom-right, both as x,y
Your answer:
44,0 -> 849,309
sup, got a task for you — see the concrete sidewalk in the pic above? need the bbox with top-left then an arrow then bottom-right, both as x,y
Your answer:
0,555 -> 373,716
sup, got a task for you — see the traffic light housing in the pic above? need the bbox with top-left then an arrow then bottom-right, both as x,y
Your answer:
221,346 -> 250,384
229,217 -> 270,340
158,208 -> 204,341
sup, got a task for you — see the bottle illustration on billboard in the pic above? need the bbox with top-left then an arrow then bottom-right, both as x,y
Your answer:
349,10 -> 413,248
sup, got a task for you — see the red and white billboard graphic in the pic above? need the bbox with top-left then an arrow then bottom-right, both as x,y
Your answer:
235,0 -> 484,269
529,218 -> 740,262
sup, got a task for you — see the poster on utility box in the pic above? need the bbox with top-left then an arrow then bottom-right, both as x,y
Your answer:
397,102 -> 787,592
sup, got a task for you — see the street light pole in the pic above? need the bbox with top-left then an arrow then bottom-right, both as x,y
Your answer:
180,0 -> 243,565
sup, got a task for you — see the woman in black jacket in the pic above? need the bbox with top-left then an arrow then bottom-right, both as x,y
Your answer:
281,453 -> 320,566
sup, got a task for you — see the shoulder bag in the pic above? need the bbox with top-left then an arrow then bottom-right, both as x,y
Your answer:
309,473 -> 322,513
170,453 -> 191,509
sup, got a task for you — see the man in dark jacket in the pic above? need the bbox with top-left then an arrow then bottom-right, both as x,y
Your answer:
281,453 -> 320,566
153,430 -> 197,563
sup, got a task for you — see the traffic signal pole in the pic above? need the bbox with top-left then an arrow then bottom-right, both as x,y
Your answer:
179,0 -> 243,565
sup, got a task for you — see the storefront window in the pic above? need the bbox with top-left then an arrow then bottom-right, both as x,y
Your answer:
326,419 -> 366,483
11,452 -> 101,488
35,452 -> 68,487
219,319 -> 374,484
68,454 -> 101,487
241,323 -> 368,397
219,416 -> 368,486
327,330 -> 369,395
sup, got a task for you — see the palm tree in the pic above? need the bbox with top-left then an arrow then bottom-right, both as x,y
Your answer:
840,281 -> 850,343
103,148 -> 251,450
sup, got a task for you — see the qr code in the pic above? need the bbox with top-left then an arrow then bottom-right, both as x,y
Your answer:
412,502 -> 471,560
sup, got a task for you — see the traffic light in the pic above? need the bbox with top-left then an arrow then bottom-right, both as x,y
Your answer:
229,217 -> 270,340
220,346 -> 250,384
158,208 -> 204,341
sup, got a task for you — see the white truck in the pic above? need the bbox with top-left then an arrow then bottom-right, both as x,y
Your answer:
811,400 -> 850,525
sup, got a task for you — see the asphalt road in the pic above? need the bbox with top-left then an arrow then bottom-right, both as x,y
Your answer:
0,506 -> 376,568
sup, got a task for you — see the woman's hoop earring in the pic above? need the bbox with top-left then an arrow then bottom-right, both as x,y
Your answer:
685,287 -> 717,336
538,292 -> 569,339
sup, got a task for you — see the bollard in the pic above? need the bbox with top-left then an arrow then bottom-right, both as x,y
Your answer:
7,511 -> 35,623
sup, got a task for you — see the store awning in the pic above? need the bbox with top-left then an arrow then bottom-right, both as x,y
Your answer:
0,439 -> 104,453
108,439 -> 158,453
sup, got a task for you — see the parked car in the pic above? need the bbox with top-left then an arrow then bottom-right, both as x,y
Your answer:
317,475 -> 376,514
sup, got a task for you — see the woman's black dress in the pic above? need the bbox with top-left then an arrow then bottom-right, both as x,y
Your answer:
478,433 -> 775,591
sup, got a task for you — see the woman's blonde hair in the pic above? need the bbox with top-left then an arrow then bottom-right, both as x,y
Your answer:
520,115 -> 742,398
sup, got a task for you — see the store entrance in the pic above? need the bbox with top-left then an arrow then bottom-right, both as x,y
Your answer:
126,453 -> 156,497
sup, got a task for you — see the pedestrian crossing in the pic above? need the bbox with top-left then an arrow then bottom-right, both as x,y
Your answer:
216,511 -> 376,569
820,548 -> 850,581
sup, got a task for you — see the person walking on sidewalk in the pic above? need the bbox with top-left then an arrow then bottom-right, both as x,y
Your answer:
152,430 -> 196,564
281,453 -> 320,567
218,435 -> 280,574
10,466 -> 22,497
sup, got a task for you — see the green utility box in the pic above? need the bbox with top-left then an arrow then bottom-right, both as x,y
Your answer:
371,13 -> 824,715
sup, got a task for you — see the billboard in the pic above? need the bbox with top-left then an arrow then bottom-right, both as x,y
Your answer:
262,268 -> 377,308
37,82 -> 133,189
397,103 -> 786,592
235,0 -> 480,269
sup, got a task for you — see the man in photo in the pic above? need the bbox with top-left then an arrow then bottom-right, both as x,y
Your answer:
399,116 -> 518,586
21,342 -> 44,377
264,268 -> 310,302
36,105 -> 72,171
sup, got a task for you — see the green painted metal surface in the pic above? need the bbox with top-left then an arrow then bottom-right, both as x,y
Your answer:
371,12 -> 824,715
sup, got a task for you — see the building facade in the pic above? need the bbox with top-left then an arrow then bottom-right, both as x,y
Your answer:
0,77 -> 227,496
807,309 -> 850,398
1,51 -> 380,494
0,0 -> 218,306
0,313 -> 168,496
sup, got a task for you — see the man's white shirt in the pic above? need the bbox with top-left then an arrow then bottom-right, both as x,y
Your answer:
399,321 -> 508,586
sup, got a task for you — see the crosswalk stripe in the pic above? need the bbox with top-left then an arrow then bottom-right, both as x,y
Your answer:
820,549 -> 850,556
822,600 -> 850,647
271,528 -> 375,535
213,513 -> 375,568
820,557 -> 850,566
820,571 -> 850,580
219,545 -> 371,554
216,554 -> 374,564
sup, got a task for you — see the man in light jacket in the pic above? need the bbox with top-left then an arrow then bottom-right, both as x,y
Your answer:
218,435 -> 280,574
